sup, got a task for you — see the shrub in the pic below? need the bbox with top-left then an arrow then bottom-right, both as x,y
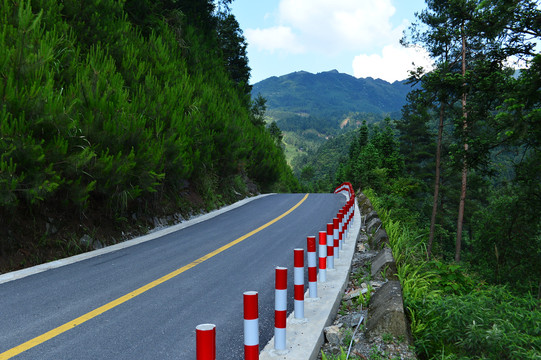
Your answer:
410,286 -> 541,359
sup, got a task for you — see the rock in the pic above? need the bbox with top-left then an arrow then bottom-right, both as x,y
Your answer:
357,193 -> 367,203
359,250 -> 378,263
79,234 -> 93,248
324,325 -> 342,345
366,217 -> 382,234
92,240 -> 104,250
369,280 -> 386,289
45,222 -> 58,235
341,312 -> 364,328
344,287 -> 368,301
352,253 -> 362,266
366,281 -> 413,344
357,194 -> 373,214
358,233 -> 369,244
365,210 -> 379,224
357,243 -> 366,252
370,228 -> 389,249
371,248 -> 398,280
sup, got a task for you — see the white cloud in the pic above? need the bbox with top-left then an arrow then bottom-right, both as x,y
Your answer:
245,26 -> 305,54
352,44 -> 433,82
245,0 -> 404,55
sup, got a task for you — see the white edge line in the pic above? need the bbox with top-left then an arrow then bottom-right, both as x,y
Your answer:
0,194 -> 274,285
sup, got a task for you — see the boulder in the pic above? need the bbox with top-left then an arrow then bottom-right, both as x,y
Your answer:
357,193 -> 367,203
357,194 -> 373,214
340,312 -> 364,328
45,222 -> 58,235
365,210 -> 379,224
366,281 -> 412,344
370,228 -> 389,249
324,325 -> 342,345
357,232 -> 368,244
79,234 -> 93,248
366,217 -> 382,234
370,248 -> 398,280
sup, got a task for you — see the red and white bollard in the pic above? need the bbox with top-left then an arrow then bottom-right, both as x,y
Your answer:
348,199 -> 354,234
244,291 -> 259,360
274,266 -> 288,351
196,323 -> 216,360
338,210 -> 344,249
343,205 -> 349,240
318,231 -> 327,282
333,217 -> 340,259
343,206 -> 349,241
350,201 -> 354,229
326,223 -> 334,270
307,236 -> 317,298
294,249 -> 304,319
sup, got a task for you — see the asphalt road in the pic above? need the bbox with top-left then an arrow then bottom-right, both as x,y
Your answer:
0,193 -> 346,359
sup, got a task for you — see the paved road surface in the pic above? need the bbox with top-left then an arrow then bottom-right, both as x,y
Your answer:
0,193 -> 345,359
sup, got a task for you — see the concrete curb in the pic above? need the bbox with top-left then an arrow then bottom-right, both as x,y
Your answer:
260,201 -> 361,360
0,194 -> 273,285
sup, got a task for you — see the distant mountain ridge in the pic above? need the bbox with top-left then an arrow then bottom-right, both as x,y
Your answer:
252,69 -> 415,117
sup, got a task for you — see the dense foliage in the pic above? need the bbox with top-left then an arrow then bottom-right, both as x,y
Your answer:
333,0 -> 541,294
367,192 -> 540,359
0,0 -> 298,259
331,1 -> 540,358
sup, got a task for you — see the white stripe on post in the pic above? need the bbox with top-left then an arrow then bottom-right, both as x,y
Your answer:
318,231 -> 327,282
243,291 -> 259,360
326,223 -> 334,270
294,249 -> 304,319
307,236 -> 317,298
196,324 -> 216,360
274,267 -> 287,351
333,217 -> 340,259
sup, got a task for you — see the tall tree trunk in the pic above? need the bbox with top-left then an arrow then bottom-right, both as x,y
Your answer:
427,102 -> 445,260
456,21 -> 469,262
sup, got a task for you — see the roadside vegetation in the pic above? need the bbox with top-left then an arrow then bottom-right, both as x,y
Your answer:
365,190 -> 540,359
0,0 -> 298,270
325,1 -> 541,358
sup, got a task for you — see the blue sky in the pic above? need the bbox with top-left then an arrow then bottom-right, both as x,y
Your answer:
230,0 -> 432,84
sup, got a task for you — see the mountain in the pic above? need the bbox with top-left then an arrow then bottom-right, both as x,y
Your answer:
252,69 -> 415,118
251,70 -> 416,175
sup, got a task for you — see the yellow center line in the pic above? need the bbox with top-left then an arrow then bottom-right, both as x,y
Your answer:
0,194 -> 309,360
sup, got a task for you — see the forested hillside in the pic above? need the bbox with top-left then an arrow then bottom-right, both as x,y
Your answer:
251,70 -> 414,178
0,0 -> 298,270
252,69 -> 413,119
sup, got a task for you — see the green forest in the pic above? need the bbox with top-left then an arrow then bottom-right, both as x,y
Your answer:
0,0 -> 298,268
328,1 -> 541,359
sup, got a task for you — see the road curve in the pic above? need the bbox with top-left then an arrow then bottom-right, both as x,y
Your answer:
0,193 -> 345,359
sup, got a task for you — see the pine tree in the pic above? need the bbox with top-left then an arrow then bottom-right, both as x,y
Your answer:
405,0 -> 534,261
